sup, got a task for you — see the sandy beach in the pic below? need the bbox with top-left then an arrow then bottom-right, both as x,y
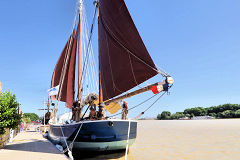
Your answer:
130,119 -> 240,160
76,119 -> 240,160
1,119 -> 240,160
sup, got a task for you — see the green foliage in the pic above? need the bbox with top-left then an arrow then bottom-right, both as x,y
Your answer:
209,113 -> 217,118
171,112 -> 185,119
184,107 -> 206,116
234,109 -> 240,118
157,104 -> 240,120
157,114 -> 161,120
24,113 -> 39,121
157,111 -> 171,120
218,110 -> 234,118
0,91 -> 21,134
23,117 -> 31,124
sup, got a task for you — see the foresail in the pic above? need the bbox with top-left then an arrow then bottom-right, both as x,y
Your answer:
51,33 -> 74,101
51,23 -> 80,108
98,0 -> 158,101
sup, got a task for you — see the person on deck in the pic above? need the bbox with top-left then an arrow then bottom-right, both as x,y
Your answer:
97,105 -> 105,120
122,101 -> 128,120
89,105 -> 97,120
72,104 -> 77,121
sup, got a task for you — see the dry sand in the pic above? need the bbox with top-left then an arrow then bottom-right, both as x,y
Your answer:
129,119 -> 240,160
1,119 -> 240,160
88,119 -> 240,160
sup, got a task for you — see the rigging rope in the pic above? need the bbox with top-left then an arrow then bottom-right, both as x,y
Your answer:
59,125 -> 73,159
134,92 -> 166,120
99,11 -> 169,77
81,8 -> 98,95
55,3 -> 83,159
125,120 -> 131,160
107,84 -> 173,119
107,92 -> 160,118
69,122 -> 84,150
134,84 -> 173,119
79,4 -> 98,98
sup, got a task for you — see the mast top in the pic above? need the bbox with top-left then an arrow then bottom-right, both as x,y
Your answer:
78,0 -> 83,14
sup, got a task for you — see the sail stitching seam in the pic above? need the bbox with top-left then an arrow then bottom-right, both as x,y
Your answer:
128,53 -> 142,89
99,11 -> 168,77
104,28 -> 125,94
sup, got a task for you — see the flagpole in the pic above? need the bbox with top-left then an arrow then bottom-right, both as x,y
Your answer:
43,98 -> 46,126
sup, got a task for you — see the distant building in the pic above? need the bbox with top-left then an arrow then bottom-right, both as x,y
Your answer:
139,117 -> 156,120
179,117 -> 190,120
191,116 -> 214,120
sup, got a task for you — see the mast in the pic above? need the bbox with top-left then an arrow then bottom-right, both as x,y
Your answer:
97,0 -> 103,106
75,0 -> 83,122
97,0 -> 104,119
77,1 -> 82,102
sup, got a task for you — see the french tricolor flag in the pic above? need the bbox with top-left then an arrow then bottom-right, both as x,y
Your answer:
151,84 -> 163,94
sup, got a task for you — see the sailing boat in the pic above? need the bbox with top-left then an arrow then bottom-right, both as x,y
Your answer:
48,0 -> 173,152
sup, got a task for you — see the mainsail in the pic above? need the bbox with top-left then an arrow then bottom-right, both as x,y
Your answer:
98,0 -> 158,102
51,22 -> 80,108
49,0 -> 171,117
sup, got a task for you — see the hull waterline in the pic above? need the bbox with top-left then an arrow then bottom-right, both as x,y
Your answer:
48,119 -> 137,151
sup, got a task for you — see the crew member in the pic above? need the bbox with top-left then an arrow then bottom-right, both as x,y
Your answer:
97,105 -> 105,120
89,105 -> 97,120
71,103 -> 77,121
122,101 -> 128,120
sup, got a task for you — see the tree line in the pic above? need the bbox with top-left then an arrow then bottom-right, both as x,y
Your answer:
157,104 -> 240,120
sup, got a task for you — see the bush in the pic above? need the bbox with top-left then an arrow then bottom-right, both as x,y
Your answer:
23,117 -> 31,124
217,110 -> 234,118
209,113 -> 217,118
171,112 -> 185,119
0,91 -> 21,135
24,113 -> 39,121
234,109 -> 240,118
158,111 -> 171,120
184,107 -> 206,116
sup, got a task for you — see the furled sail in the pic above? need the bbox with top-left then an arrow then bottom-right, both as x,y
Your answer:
51,23 -> 80,108
98,0 -> 158,101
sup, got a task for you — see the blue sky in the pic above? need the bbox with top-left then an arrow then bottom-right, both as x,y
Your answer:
0,0 -> 239,118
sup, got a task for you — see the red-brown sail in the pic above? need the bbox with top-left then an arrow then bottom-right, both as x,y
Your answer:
51,22 -> 80,108
98,0 -> 158,101
51,33 -> 74,101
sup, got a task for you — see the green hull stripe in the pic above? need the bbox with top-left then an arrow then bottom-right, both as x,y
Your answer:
67,139 -> 136,151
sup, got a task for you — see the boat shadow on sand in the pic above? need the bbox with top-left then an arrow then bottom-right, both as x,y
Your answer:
68,149 -> 132,160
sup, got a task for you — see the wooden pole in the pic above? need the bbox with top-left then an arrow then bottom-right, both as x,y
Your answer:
105,81 -> 166,105
77,13 -> 82,102
76,5 -> 82,122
